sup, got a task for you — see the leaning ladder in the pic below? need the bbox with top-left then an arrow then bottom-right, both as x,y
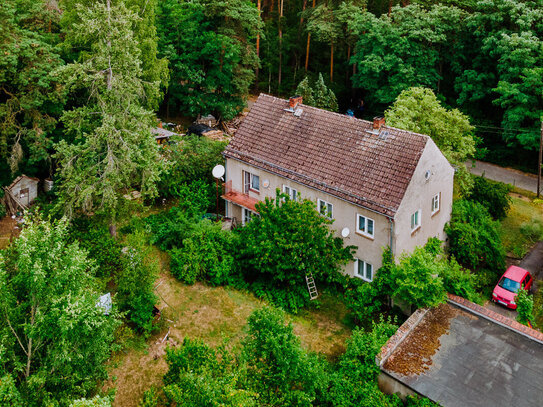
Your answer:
305,273 -> 319,300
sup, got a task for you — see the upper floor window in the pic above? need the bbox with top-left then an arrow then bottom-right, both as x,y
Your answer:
243,170 -> 260,193
431,193 -> 440,215
318,199 -> 333,218
283,185 -> 298,201
411,209 -> 421,232
356,214 -> 374,238
355,259 -> 373,282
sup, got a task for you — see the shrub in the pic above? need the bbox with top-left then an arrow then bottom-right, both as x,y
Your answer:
439,257 -> 481,303
516,289 -> 534,326
445,199 -> 505,272
520,217 -> 543,243
465,176 -> 511,220
169,220 -> 236,286
117,232 -> 159,335
158,135 -> 227,198
69,219 -> 123,279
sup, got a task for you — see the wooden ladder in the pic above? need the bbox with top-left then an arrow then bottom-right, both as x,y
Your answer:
305,273 -> 319,300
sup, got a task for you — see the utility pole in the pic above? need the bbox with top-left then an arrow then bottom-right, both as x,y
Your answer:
538,116 -> 543,198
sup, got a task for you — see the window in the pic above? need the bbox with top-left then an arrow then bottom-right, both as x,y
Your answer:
355,259 -> 373,282
283,185 -> 298,201
19,188 -> 29,199
242,208 -> 257,225
356,214 -> 374,238
411,209 -> 421,231
243,171 -> 260,193
318,199 -> 333,218
431,193 -> 440,215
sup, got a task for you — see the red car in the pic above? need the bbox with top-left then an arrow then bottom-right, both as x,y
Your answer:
492,266 -> 533,309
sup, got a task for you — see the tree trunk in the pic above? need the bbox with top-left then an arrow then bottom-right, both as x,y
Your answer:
255,0 -> 261,87
304,0 -> 316,72
278,0 -> 284,87
109,222 -> 117,238
388,0 -> 392,17
346,44 -> 351,86
330,41 -> 334,82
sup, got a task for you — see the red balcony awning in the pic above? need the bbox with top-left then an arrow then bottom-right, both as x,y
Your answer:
221,190 -> 260,212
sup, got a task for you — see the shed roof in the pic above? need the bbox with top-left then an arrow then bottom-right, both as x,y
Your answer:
7,175 -> 39,190
378,301 -> 543,407
224,94 -> 429,217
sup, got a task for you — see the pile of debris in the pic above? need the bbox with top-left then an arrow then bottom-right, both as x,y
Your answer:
221,112 -> 248,136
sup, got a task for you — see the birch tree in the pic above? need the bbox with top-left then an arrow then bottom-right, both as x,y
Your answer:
55,0 -> 163,235
0,217 -> 119,405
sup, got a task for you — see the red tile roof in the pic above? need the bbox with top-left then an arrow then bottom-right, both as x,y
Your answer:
224,94 -> 429,217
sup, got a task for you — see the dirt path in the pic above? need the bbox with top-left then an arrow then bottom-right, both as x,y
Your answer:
468,160 -> 538,193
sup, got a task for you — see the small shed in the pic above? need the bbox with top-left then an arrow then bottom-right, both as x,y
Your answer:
151,126 -> 178,145
3,175 -> 39,215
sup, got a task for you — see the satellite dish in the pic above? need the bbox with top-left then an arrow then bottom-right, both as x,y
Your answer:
341,227 -> 350,238
262,179 -> 270,188
212,164 -> 225,179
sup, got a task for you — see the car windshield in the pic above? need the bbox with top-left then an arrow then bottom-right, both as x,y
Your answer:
498,277 -> 521,293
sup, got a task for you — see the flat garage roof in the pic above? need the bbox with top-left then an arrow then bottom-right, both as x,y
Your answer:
380,303 -> 543,407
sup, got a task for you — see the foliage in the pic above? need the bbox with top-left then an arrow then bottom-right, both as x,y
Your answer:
139,386 -> 160,407
70,395 -> 112,407
236,192 -> 355,312
55,0 -> 163,227
520,217 -> 543,244
146,181 -> 212,250
164,338 -> 257,407
0,216 -> 120,406
386,87 -> 476,193
0,0 -> 65,182
466,176 -> 511,220
157,0 -> 261,120
242,307 -> 328,406
295,74 -> 338,112
158,135 -> 226,198
117,232 -> 159,335
326,319 -> 400,407
170,220 -> 236,286
0,374 -> 22,407
516,288 -> 534,327
69,219 -> 124,279
445,199 -> 506,272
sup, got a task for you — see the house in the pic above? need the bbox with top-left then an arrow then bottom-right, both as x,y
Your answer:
377,294 -> 543,406
2,174 -> 39,215
222,94 -> 454,278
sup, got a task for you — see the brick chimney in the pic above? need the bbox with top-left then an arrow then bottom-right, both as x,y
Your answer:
289,95 -> 303,109
373,116 -> 385,130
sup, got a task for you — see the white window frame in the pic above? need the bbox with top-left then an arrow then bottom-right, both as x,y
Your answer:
242,208 -> 257,225
411,209 -> 421,232
243,170 -> 260,193
282,185 -> 298,201
354,259 -> 373,282
356,214 -> 375,238
431,193 -> 440,215
317,199 -> 333,219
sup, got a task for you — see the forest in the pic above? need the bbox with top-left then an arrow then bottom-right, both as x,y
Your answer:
0,0 -> 542,405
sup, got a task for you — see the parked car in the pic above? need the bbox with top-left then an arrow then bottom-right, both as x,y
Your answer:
491,265 -> 533,309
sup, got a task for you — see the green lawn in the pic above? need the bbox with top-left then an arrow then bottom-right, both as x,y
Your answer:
104,249 -> 353,407
500,194 -> 543,259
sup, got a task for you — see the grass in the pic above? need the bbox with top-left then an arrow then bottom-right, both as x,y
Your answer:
104,249 -> 353,407
500,193 -> 543,258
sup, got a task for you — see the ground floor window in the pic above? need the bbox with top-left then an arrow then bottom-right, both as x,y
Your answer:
355,259 -> 373,282
242,208 -> 257,225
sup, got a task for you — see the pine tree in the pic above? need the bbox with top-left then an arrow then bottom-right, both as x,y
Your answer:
313,73 -> 338,112
55,0 -> 164,235
295,76 -> 315,106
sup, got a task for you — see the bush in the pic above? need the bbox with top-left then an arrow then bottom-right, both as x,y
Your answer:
516,289 -> 534,326
520,217 -> 543,243
146,181 -> 212,250
117,232 -> 159,335
445,199 -> 505,272
439,257 -> 481,303
466,175 -> 511,220
169,220 -> 236,286
69,219 -> 124,279
158,135 -> 227,198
